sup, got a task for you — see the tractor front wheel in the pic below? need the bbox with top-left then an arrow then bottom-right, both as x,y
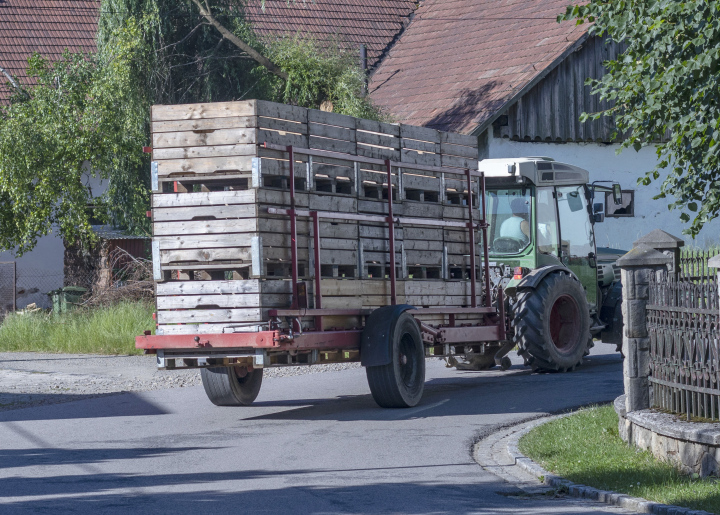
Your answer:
512,272 -> 591,372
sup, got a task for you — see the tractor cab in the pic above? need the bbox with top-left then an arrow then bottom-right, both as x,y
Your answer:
478,157 -> 611,313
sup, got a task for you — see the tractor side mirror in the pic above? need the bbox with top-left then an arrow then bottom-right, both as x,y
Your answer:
593,202 -> 604,214
612,184 -> 623,205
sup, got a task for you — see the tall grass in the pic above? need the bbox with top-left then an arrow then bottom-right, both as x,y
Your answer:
0,301 -> 154,355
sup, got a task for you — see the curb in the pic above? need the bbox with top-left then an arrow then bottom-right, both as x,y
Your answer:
506,415 -> 714,515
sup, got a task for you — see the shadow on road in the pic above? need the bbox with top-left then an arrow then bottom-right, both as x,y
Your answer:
0,392 -> 168,422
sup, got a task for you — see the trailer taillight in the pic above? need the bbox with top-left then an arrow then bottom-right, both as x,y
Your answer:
152,312 -> 157,321
513,267 -> 527,280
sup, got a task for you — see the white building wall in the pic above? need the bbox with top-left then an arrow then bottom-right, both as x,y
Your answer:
0,173 -> 108,311
487,132 -> 719,251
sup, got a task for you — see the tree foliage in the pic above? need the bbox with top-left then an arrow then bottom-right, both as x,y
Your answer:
0,20 -> 150,255
562,1 -> 720,237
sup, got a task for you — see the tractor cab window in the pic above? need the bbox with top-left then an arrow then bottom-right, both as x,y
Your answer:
536,187 -> 559,256
486,187 -> 532,255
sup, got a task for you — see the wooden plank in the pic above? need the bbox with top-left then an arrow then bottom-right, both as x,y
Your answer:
309,135 -> 356,155
153,144 -> 257,160
155,234 -> 257,251
152,116 -> 256,133
153,128 -> 257,148
401,149 -> 441,168
152,101 -> 256,121
356,130 -> 400,149
157,280 -> 264,295
400,124 -> 440,143
157,323 -> 264,335
401,138 -> 440,154
356,146 -> 401,161
258,116 -> 307,134
154,204 -> 258,222
257,129 -> 308,148
154,219 -> 258,236
309,121 -> 356,142
156,308 -> 263,324
440,142 -> 478,159
356,118 -> 400,137
160,247 -> 252,264
441,154 -> 477,170
157,293 -> 289,310
256,100 -> 308,123
440,131 -> 477,148
153,190 -> 256,208
156,156 -> 254,177
308,109 -> 356,129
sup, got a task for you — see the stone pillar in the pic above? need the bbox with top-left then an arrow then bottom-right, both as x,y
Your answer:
617,245 -> 672,413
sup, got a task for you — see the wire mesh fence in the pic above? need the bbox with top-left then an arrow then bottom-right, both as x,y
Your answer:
0,248 -> 154,322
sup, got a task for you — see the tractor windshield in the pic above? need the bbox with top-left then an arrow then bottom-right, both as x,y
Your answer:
486,188 -> 532,255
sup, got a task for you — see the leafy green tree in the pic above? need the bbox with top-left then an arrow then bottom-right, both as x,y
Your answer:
0,20 -> 150,255
562,1 -> 720,237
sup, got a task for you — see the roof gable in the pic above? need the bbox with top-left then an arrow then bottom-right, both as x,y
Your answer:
246,0 -> 417,69
369,0 -> 589,134
0,0 -> 99,104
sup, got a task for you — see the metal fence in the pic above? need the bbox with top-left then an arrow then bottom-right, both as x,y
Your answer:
648,250 -> 720,420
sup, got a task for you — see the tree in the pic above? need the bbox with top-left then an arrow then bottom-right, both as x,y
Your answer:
562,1 -> 720,237
0,20 -> 150,255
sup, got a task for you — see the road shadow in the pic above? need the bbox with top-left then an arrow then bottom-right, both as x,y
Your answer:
0,391 -> 168,422
243,353 -> 623,423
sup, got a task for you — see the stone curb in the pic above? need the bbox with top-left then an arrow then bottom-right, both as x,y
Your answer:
505,415 -> 714,515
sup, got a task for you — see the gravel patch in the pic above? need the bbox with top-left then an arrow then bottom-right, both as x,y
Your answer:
0,352 -> 361,412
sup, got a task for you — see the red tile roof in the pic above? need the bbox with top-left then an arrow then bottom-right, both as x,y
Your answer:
0,0 -> 99,104
369,0 -> 589,134
245,0 -> 417,68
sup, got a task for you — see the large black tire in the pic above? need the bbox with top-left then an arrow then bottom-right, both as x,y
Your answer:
366,313 -> 425,408
201,366 -> 263,406
512,272 -> 591,372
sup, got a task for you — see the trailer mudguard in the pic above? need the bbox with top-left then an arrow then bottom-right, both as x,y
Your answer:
514,265 -> 579,290
360,304 -> 416,367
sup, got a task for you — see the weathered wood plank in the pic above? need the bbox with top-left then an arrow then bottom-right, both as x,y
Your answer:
156,156 -> 254,176
308,109 -> 356,129
257,129 -> 308,148
309,122 -> 356,142
441,154 -> 477,170
153,204 -> 258,222
356,130 -> 400,149
153,144 -> 257,161
400,149 -> 442,167
401,138 -> 440,154
157,293 -> 289,310
440,142 -> 478,159
153,190 -> 256,208
152,116 -> 257,133
152,101 -> 256,121
309,135 -> 356,155
153,128 -> 257,148
156,308 -> 263,324
356,118 -> 400,136
157,280 -> 264,295
356,145 -> 401,161
160,247 -> 252,264
154,219 -> 258,236
157,323 -> 264,335
256,100 -> 308,123
400,124 -> 440,143
257,116 -> 307,134
440,131 -> 477,148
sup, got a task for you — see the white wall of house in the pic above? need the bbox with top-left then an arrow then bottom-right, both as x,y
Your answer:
487,132 -> 719,251
0,174 -> 108,311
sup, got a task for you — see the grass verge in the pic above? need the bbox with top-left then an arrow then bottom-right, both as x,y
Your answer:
0,301 -> 153,355
519,405 -> 720,514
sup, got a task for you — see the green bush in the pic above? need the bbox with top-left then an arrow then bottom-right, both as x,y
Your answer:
0,301 -> 154,355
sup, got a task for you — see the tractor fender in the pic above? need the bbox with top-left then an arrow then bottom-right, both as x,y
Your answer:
360,304 -> 416,367
514,265 -> 579,291
599,281 -> 623,346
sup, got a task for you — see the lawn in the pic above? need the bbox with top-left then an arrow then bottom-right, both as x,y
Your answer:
0,301 -> 153,355
519,404 -> 720,514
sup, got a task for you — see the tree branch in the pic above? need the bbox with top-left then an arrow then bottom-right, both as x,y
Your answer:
0,63 -> 30,99
189,0 -> 288,80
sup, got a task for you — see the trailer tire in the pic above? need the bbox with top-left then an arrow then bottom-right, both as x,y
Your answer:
513,272 -> 591,372
201,366 -> 263,406
366,313 -> 425,408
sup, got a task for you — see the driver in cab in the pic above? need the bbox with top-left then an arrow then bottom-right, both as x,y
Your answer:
499,197 -> 530,243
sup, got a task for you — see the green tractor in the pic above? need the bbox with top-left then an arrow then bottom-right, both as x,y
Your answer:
472,157 -> 624,372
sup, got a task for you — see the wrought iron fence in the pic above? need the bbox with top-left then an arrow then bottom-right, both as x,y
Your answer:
648,250 -> 720,420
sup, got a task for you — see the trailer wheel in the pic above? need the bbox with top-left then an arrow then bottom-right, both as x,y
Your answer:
201,366 -> 263,406
512,272 -> 590,372
366,312 -> 425,408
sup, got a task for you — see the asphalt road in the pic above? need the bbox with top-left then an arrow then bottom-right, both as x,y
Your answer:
0,345 -> 627,514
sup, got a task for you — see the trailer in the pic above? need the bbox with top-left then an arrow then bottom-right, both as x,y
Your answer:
135,100 -> 514,408
135,100 -> 622,408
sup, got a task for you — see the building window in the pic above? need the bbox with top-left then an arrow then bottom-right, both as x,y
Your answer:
605,190 -> 634,217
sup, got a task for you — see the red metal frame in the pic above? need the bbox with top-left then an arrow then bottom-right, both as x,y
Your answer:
137,143 -> 507,354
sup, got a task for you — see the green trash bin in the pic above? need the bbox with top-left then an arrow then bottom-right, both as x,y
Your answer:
48,286 -> 88,314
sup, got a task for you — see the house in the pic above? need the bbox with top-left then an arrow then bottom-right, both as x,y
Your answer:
369,0 -> 718,250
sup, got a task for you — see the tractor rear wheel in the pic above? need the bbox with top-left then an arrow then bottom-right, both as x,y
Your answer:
512,272 -> 591,372
201,365 -> 263,406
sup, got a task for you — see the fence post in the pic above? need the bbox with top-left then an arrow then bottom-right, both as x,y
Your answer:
710,255 -> 720,313
617,243 -> 672,413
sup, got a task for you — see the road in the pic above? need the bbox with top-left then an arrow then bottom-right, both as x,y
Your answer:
0,345 -> 626,514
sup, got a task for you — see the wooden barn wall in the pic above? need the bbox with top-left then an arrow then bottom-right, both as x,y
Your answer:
502,35 -> 624,143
